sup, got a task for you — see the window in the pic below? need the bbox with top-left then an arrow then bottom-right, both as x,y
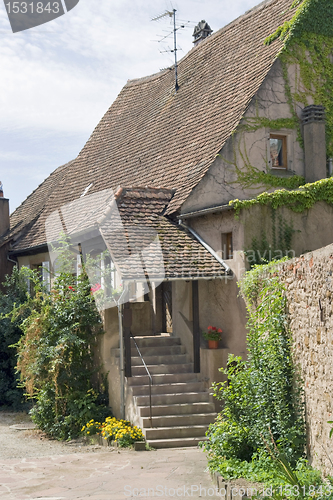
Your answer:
221,232 -> 233,260
270,134 -> 287,169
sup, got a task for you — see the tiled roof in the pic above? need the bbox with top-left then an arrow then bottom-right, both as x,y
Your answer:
99,188 -> 227,280
5,0 -> 294,252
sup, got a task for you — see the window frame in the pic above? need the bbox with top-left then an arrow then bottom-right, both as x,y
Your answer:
269,133 -> 288,170
221,232 -> 233,260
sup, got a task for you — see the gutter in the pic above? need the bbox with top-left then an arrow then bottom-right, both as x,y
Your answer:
179,221 -> 233,276
178,203 -> 232,220
9,243 -> 49,257
122,276 -> 226,282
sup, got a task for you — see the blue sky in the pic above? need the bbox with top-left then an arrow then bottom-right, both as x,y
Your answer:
0,0 -> 260,213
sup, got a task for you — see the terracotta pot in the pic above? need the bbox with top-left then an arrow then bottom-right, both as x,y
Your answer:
208,339 -> 219,349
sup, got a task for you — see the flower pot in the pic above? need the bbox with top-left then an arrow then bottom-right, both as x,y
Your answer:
208,339 -> 219,349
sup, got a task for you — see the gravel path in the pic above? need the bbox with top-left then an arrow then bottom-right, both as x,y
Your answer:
0,411 -> 101,459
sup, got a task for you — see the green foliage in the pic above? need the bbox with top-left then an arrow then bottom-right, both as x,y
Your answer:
11,263 -> 109,440
264,0 -> 333,158
203,262 -> 305,474
208,453 -> 325,496
0,267 -> 30,409
264,0 -> 333,46
281,33 -> 333,159
230,177 -> 333,215
329,420 -> 333,439
232,0 -> 333,189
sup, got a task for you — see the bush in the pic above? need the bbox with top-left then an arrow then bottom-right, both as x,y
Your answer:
0,267 -> 30,409
12,266 -> 109,440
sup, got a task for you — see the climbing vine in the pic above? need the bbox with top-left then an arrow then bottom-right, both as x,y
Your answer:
228,0 -> 333,189
265,0 -> 333,157
230,177 -> 333,215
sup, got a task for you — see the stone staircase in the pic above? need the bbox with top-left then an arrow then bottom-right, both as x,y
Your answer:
126,334 -> 217,449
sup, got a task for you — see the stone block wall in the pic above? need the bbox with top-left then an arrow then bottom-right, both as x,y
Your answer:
278,244 -> 333,475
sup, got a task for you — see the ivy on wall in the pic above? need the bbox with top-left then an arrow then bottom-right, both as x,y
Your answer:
266,0 -> 333,158
230,177 -> 333,215
229,0 -> 333,190
264,0 -> 333,46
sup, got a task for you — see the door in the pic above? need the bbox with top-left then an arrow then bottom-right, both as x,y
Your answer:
162,281 -> 173,333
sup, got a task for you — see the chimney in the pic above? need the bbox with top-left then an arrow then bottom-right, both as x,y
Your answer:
302,105 -> 326,183
192,20 -> 212,46
0,182 -> 10,236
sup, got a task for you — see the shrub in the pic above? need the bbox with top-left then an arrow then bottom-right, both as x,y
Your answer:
0,267 -> 30,409
12,266 -> 109,440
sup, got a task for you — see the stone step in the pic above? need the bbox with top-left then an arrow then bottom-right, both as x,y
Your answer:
113,345 -> 186,358
131,363 -> 193,376
144,425 -> 209,440
142,413 -> 217,428
131,336 -> 181,348
135,391 -> 210,406
131,382 -> 205,396
131,354 -> 190,366
146,436 -> 207,449
139,402 -> 215,417
127,372 -> 198,386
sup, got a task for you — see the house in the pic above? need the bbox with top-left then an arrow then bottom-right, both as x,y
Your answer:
1,0 -> 333,447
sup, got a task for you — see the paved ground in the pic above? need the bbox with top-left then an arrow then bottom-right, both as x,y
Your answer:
0,412 -> 220,499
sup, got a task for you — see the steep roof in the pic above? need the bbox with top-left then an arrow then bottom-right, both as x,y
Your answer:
5,0 -> 295,253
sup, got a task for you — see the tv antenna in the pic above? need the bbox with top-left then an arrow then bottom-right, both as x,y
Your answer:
152,9 -> 182,92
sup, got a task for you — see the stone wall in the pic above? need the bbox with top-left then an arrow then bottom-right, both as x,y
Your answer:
278,244 -> 333,475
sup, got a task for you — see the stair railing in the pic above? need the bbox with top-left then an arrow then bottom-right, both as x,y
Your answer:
130,333 -> 153,427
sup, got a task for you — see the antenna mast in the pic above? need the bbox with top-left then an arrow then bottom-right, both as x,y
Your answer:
152,9 -> 180,92
172,9 -> 179,92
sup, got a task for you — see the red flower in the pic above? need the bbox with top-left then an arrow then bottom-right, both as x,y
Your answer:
217,328 -> 223,333
91,283 -> 101,294
68,286 -> 75,291
207,325 -> 213,330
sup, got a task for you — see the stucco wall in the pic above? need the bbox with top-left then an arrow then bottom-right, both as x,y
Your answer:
276,245 -> 333,475
181,59 -> 306,215
173,278 -> 247,367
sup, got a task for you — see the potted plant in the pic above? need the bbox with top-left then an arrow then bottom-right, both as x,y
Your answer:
203,325 -> 222,349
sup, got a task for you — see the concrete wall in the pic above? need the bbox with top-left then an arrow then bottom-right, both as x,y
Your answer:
276,245 -> 333,475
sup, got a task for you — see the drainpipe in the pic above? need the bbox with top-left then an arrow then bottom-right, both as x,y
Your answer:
179,221 -> 233,276
117,284 -> 128,420
7,255 -> 17,266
